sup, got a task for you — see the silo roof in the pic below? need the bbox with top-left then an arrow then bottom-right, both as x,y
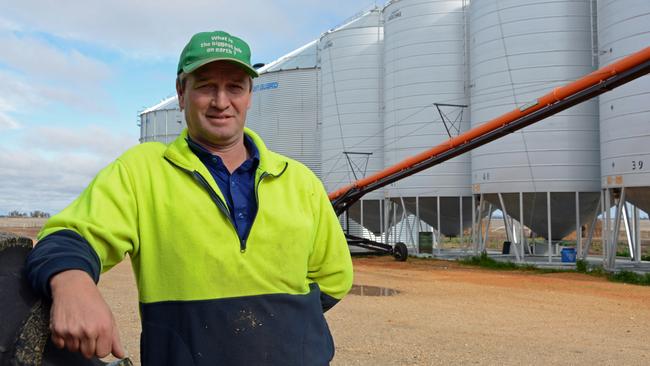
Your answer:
324,6 -> 381,34
256,40 -> 319,74
256,6 -> 382,75
140,96 -> 179,115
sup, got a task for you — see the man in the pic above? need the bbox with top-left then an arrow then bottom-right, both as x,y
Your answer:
25,30 -> 353,366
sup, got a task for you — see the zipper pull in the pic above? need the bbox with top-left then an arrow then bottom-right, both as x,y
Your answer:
240,239 -> 246,253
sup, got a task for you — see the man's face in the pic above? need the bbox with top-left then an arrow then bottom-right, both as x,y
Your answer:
177,61 -> 252,147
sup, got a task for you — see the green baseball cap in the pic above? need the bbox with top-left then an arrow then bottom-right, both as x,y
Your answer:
177,30 -> 258,78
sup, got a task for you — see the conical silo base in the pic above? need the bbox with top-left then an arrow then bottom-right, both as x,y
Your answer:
346,200 -> 383,236
481,192 -> 600,240
624,187 -> 650,215
389,196 -> 473,237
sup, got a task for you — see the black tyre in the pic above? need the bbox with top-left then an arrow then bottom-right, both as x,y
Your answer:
393,242 -> 408,262
0,232 -> 120,366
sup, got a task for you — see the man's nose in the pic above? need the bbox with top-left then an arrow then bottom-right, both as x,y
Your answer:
211,89 -> 230,109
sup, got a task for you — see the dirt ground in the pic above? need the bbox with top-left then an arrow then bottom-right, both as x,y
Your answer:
3,223 -> 650,365
0,218 -> 46,241
330,257 -> 650,365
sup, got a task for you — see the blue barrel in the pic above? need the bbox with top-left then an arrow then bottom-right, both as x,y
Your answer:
561,247 -> 577,263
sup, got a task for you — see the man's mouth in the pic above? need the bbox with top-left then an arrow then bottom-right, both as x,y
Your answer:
206,114 -> 232,120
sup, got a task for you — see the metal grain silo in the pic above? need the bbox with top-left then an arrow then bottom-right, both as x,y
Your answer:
469,0 -> 601,246
598,0 -> 650,265
320,8 -> 385,235
383,0 -> 472,237
247,40 -> 321,176
139,97 -> 184,144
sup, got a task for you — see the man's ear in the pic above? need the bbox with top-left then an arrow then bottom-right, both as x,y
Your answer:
246,77 -> 253,110
176,78 -> 185,111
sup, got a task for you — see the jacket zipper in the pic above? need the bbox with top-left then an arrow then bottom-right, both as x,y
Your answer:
241,172 -> 269,253
253,163 -> 287,215
164,157 -> 243,250
166,157 -> 288,253
255,172 -> 269,207
193,170 -> 262,252
245,163 -> 287,252
191,171 -> 232,221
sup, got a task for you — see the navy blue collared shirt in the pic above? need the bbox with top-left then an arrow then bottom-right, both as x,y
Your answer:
187,135 -> 260,242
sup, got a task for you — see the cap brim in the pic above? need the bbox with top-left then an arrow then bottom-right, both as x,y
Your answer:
182,57 -> 259,78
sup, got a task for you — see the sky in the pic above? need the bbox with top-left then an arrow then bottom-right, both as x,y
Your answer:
0,0 -> 382,215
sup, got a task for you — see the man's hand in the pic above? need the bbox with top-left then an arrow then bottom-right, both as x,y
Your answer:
49,270 -> 126,359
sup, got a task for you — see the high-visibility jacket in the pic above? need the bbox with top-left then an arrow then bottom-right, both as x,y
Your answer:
35,128 -> 353,365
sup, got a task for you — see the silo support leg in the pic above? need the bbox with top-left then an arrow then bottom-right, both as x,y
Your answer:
360,199 -> 364,236
607,188 -> 626,270
603,189 -> 611,268
399,197 -> 416,251
634,205 -> 641,263
582,197 -> 601,260
622,203 -> 634,261
519,192 -> 526,259
472,194 -> 481,255
613,188 -> 626,268
497,193 -> 512,244
437,196 -> 442,255
476,194 -> 485,253
498,193 -> 520,261
546,192 -> 553,263
459,197 -> 464,252
622,201 -> 642,262
576,192 -> 582,258
482,204 -> 493,253
415,196 -> 420,255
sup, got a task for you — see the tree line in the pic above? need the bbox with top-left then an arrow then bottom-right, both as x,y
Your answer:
5,210 -> 51,218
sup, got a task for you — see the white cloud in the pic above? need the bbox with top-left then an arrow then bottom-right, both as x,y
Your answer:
0,0 -> 378,60
23,125 -> 136,157
0,125 -> 138,215
0,66 -> 111,121
0,72 -> 34,130
0,25 -> 116,120
38,85 -> 113,115
0,71 -> 43,109
0,32 -> 111,85
0,16 -> 22,32
0,112 -> 19,130
0,150 -> 101,215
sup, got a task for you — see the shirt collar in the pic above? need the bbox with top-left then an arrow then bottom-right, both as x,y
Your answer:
186,134 -> 260,168
164,128 -> 287,177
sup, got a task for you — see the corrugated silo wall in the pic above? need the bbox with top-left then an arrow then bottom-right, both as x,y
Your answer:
319,10 -> 384,200
139,103 -> 184,144
469,0 -> 600,239
383,0 -> 471,236
247,68 -> 322,177
319,10 -> 385,237
599,0 -> 650,213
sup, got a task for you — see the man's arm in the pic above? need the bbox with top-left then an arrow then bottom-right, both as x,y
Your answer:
307,180 -> 354,312
25,158 -> 139,359
49,270 -> 125,359
25,231 -> 125,359
25,230 -> 100,298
